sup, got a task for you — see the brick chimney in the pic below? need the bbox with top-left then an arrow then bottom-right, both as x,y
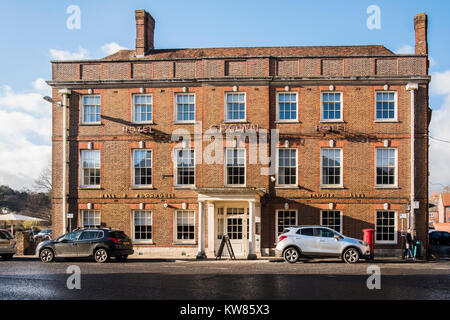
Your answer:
414,13 -> 428,55
135,10 -> 155,57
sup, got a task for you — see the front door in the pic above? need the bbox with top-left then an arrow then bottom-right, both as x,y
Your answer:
216,207 -> 248,257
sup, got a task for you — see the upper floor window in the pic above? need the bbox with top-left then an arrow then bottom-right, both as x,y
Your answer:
321,92 -> 342,121
375,148 -> 397,187
321,148 -> 343,187
133,94 -> 153,123
80,150 -> 100,187
81,95 -> 101,124
132,149 -> 152,187
277,149 -> 297,186
225,93 -> 246,122
226,148 -> 246,185
175,94 -> 195,123
175,149 -> 195,186
277,92 -> 298,121
375,91 -> 397,121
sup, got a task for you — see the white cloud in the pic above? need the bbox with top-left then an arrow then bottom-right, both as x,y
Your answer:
430,70 -> 450,192
49,47 -> 90,60
101,42 -> 128,56
0,79 -> 52,190
395,44 -> 414,54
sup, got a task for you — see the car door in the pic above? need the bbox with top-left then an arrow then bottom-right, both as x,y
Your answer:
0,231 -> 13,254
76,231 -> 100,257
315,228 -> 342,256
295,228 -> 317,254
54,231 -> 82,257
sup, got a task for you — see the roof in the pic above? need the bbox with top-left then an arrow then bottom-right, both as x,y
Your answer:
101,45 -> 394,61
441,193 -> 450,207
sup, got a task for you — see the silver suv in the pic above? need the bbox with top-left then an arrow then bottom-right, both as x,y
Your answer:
276,226 -> 371,264
0,229 -> 16,260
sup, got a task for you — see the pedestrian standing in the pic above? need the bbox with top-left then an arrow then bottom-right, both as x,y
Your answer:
402,229 -> 415,261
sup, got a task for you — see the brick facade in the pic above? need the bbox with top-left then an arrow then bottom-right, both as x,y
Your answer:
49,10 -> 431,258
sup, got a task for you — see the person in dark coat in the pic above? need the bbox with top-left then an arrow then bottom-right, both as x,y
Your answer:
401,229 -> 415,261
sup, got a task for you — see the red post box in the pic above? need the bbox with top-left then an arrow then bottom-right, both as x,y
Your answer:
363,229 -> 375,260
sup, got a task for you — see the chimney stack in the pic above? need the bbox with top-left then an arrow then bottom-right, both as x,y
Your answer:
135,10 -> 155,57
414,13 -> 428,55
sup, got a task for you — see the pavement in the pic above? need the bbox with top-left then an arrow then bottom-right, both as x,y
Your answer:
0,256 -> 449,300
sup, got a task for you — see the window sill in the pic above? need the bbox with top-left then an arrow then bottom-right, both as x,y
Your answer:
275,185 -> 300,189
174,122 -> 196,125
223,120 -> 248,124
131,186 -> 154,190
225,185 -> 247,188
275,120 -> 299,124
319,120 -> 344,123
173,242 -> 196,245
173,186 -> 196,190
374,120 -> 399,123
79,186 -> 102,190
131,122 -> 154,125
320,186 -> 344,189
374,186 -> 399,189
80,123 -> 102,126
375,241 -> 398,245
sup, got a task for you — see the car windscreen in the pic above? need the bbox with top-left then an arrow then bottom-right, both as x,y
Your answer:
0,231 -> 12,240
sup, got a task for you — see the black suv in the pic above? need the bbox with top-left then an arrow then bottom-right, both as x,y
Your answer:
36,228 -> 134,263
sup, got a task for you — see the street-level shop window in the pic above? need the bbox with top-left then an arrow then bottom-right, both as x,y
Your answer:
81,95 -> 101,124
175,210 -> 195,242
276,210 -> 298,236
133,210 -> 152,241
80,150 -> 100,187
80,210 -> 101,228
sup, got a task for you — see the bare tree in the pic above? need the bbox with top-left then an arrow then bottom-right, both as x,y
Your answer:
34,164 -> 52,194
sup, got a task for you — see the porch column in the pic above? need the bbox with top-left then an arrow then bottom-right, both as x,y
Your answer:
196,200 -> 206,259
248,200 -> 257,260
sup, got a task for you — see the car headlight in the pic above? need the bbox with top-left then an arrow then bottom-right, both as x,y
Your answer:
358,240 -> 369,246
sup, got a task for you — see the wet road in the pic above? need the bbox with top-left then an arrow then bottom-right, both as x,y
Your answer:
0,257 -> 449,300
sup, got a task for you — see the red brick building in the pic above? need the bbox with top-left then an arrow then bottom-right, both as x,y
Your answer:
48,10 -> 431,258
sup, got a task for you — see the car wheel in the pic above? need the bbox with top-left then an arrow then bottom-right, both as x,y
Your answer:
116,255 -> 128,262
283,247 -> 300,264
94,248 -> 109,263
2,254 -> 13,261
343,247 -> 360,264
40,248 -> 55,263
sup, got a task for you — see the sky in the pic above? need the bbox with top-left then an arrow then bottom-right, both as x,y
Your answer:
0,0 -> 449,193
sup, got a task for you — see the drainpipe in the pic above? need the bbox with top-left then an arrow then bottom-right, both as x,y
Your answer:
59,89 -> 71,235
406,83 -> 418,239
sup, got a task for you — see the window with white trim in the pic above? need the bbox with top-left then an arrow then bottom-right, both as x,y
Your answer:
375,148 -> 397,187
80,210 -> 100,228
278,149 -> 297,186
81,150 -> 100,187
321,148 -> 342,187
132,149 -> 152,187
226,148 -> 245,185
133,94 -> 152,123
133,210 -> 152,241
321,92 -> 342,121
175,210 -> 195,242
375,91 -> 396,121
225,93 -> 246,121
175,93 -> 195,122
375,211 -> 397,244
276,210 -> 297,236
81,95 -> 101,124
321,210 -> 342,233
175,149 -> 195,186
277,92 -> 297,121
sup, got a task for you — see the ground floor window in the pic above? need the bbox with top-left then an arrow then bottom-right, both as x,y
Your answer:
276,210 -> 297,237
321,210 -> 342,233
375,211 -> 397,244
80,210 -> 100,228
133,210 -> 152,241
175,210 -> 195,242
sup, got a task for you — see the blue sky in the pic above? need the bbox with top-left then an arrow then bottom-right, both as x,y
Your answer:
0,0 -> 449,192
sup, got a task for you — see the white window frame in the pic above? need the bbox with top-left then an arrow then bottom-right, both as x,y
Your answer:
275,209 -> 298,240
80,210 -> 101,228
132,210 -> 153,243
320,148 -> 343,188
80,95 -> 101,125
320,210 -> 343,234
80,149 -> 101,188
374,91 -> 398,122
375,210 -> 398,244
224,92 -> 247,123
375,148 -> 398,188
173,148 -> 195,188
276,92 -> 298,122
276,148 -> 298,187
225,147 -> 246,187
174,93 -> 196,124
174,210 -> 196,244
320,91 -> 343,122
132,94 -> 153,124
131,149 -> 153,188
